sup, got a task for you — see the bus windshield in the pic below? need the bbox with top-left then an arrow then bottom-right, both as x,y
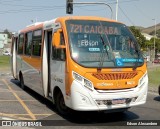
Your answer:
66,20 -> 144,68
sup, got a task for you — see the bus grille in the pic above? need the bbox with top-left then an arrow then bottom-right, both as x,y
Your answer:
92,72 -> 138,80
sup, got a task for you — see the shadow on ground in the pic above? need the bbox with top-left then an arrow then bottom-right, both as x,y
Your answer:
154,96 -> 160,102
10,79 -> 139,126
10,79 -> 56,111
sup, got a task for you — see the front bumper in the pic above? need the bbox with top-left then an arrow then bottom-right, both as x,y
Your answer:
68,78 -> 148,111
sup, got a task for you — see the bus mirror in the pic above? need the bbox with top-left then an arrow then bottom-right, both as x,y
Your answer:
53,29 -> 65,48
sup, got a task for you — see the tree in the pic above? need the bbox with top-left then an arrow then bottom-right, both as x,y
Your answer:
145,40 -> 153,49
129,26 -> 146,50
3,29 -> 12,39
150,38 -> 160,57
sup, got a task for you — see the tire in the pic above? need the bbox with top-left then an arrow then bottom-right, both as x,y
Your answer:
55,91 -> 69,115
19,73 -> 25,90
158,85 -> 160,95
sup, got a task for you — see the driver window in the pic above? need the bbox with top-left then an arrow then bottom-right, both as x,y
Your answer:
52,31 -> 66,61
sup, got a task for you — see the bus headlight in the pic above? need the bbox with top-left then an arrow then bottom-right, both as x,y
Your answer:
72,71 -> 94,91
72,72 -> 83,82
84,78 -> 93,90
138,72 -> 148,86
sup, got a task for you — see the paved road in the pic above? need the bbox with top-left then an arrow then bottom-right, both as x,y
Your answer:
0,76 -> 160,129
41,92 -> 160,126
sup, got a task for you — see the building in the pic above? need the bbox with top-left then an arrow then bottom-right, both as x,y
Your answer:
0,32 -> 11,55
141,33 -> 153,40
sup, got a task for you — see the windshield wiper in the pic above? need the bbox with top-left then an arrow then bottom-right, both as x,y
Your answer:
132,46 -> 140,70
100,35 -> 110,57
98,35 -> 110,70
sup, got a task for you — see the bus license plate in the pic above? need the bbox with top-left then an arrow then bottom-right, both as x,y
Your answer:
112,98 -> 126,105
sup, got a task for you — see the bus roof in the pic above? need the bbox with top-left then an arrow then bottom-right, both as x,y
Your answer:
55,16 -> 122,24
19,16 -> 122,33
20,22 -> 43,33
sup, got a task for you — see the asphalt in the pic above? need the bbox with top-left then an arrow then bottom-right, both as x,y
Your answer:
0,63 -> 160,129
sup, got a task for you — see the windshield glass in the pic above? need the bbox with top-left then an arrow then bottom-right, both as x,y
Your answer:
66,20 -> 144,68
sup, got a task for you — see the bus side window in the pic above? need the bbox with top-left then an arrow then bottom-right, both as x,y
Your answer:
18,34 -> 24,54
52,46 -> 66,61
32,29 -> 42,56
24,32 -> 32,56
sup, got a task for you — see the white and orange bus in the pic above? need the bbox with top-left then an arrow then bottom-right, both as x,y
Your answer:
11,16 -> 148,114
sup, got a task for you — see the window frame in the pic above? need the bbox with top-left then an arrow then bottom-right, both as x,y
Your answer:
24,31 -> 33,56
18,33 -> 24,55
32,29 -> 42,57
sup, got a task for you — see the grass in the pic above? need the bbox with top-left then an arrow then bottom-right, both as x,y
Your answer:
148,67 -> 160,89
0,55 -> 10,71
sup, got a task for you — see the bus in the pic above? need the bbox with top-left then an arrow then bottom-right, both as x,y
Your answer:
11,16 -> 148,114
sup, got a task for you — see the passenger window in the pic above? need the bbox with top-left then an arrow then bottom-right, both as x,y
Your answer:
18,34 -> 24,54
25,32 -> 32,55
32,29 -> 42,56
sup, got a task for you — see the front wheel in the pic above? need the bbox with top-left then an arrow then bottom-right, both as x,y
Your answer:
55,91 -> 69,115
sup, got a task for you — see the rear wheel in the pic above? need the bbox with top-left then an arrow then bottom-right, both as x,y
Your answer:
55,91 -> 69,115
19,73 -> 25,90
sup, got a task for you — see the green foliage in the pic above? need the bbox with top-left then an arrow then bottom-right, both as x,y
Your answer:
148,67 -> 160,88
0,56 -> 10,71
3,29 -> 12,39
149,38 -> 160,56
129,26 -> 146,49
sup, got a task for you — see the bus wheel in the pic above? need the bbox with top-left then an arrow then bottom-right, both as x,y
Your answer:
19,73 -> 25,90
55,91 -> 69,115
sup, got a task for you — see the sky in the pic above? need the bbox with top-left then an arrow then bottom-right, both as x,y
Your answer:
0,0 -> 159,32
